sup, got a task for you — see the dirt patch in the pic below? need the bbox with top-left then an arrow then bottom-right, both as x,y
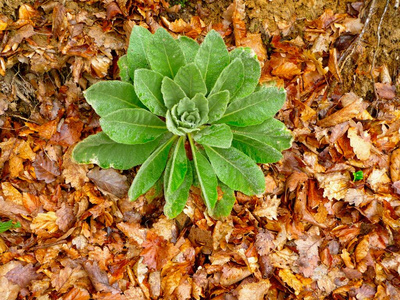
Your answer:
245,0 -> 350,36
340,0 -> 400,101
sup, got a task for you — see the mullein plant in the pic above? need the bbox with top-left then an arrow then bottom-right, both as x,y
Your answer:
72,26 -> 292,218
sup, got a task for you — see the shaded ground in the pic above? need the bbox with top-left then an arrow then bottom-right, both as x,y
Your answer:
1,0 -> 400,299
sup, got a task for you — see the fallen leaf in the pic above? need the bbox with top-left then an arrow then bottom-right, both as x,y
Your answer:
318,94 -> 368,127
253,195 -> 280,220
1,182 -> 23,206
278,268 -> 313,295
348,127 -> 371,161
367,169 -> 391,193
390,148 -> 400,182
5,263 -> 40,288
375,82 -> 396,100
87,167 -> 128,198
83,261 -> 120,294
56,202 -> 75,232
33,151 -> 61,183
236,279 -> 271,300
316,172 -> 350,201
141,231 -> 170,270
30,211 -> 59,236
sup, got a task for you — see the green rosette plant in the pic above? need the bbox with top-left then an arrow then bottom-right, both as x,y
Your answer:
72,26 -> 292,218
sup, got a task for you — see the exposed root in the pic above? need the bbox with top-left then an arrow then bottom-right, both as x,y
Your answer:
371,0 -> 390,100
338,0 -> 376,71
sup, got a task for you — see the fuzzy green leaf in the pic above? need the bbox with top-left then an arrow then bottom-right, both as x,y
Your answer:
207,90 -> 230,123
210,58 -> 244,98
164,136 -> 188,194
174,63 -> 207,98
127,26 -> 152,80
161,77 -> 186,109
204,146 -> 265,195
193,124 -> 232,148
190,136 -> 218,211
72,132 -> 162,170
231,135 -> 282,163
100,108 -> 167,145
230,118 -> 293,152
117,55 -> 131,83
128,136 -> 177,201
210,183 -> 236,218
194,30 -> 229,92
134,69 -> 167,116
192,93 -> 209,125
164,162 -> 192,219
177,36 -> 199,63
216,86 -> 286,126
147,28 -> 186,78
229,48 -> 261,101
84,81 -> 144,117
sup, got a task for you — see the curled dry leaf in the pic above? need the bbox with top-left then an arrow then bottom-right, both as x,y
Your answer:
318,94 -> 368,127
30,211 -> 59,236
315,172 -> 350,201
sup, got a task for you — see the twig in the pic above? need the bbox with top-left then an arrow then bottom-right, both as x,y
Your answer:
371,0 -> 390,100
338,0 -> 377,71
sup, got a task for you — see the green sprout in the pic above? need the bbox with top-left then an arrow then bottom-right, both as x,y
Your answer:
0,220 -> 21,233
353,170 -> 364,181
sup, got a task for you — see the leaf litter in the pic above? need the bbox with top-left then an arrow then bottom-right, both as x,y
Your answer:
0,0 -> 399,299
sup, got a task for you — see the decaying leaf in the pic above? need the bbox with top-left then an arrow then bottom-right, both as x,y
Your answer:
390,148 -> 400,182
33,152 -> 61,183
316,172 -> 350,200
87,167 -> 129,198
318,93 -> 368,127
347,127 -> 371,161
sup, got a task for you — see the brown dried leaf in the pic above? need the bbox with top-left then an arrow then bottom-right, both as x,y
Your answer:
390,148 -> 400,182
30,212 -> 59,236
63,287 -> 91,300
50,117 -> 84,147
87,167 -> 128,198
83,261 -> 120,294
316,172 -> 350,201
318,95 -> 368,127
375,82 -> 396,100
278,268 -> 313,296
355,236 -> 369,263
51,266 -> 89,293
328,48 -> 342,82
33,152 -> 60,183
0,261 -> 22,299
56,202 -> 75,232
62,147 -> 89,189
141,231 -> 170,271
5,263 -> 40,288
272,61 -> 302,79
237,279 -> 271,300
253,195 -> 280,220
1,182 -> 23,206
348,127 -> 371,161
220,265 -> 252,286
26,119 -> 58,140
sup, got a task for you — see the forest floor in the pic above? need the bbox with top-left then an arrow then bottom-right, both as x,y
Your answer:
0,0 -> 400,299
